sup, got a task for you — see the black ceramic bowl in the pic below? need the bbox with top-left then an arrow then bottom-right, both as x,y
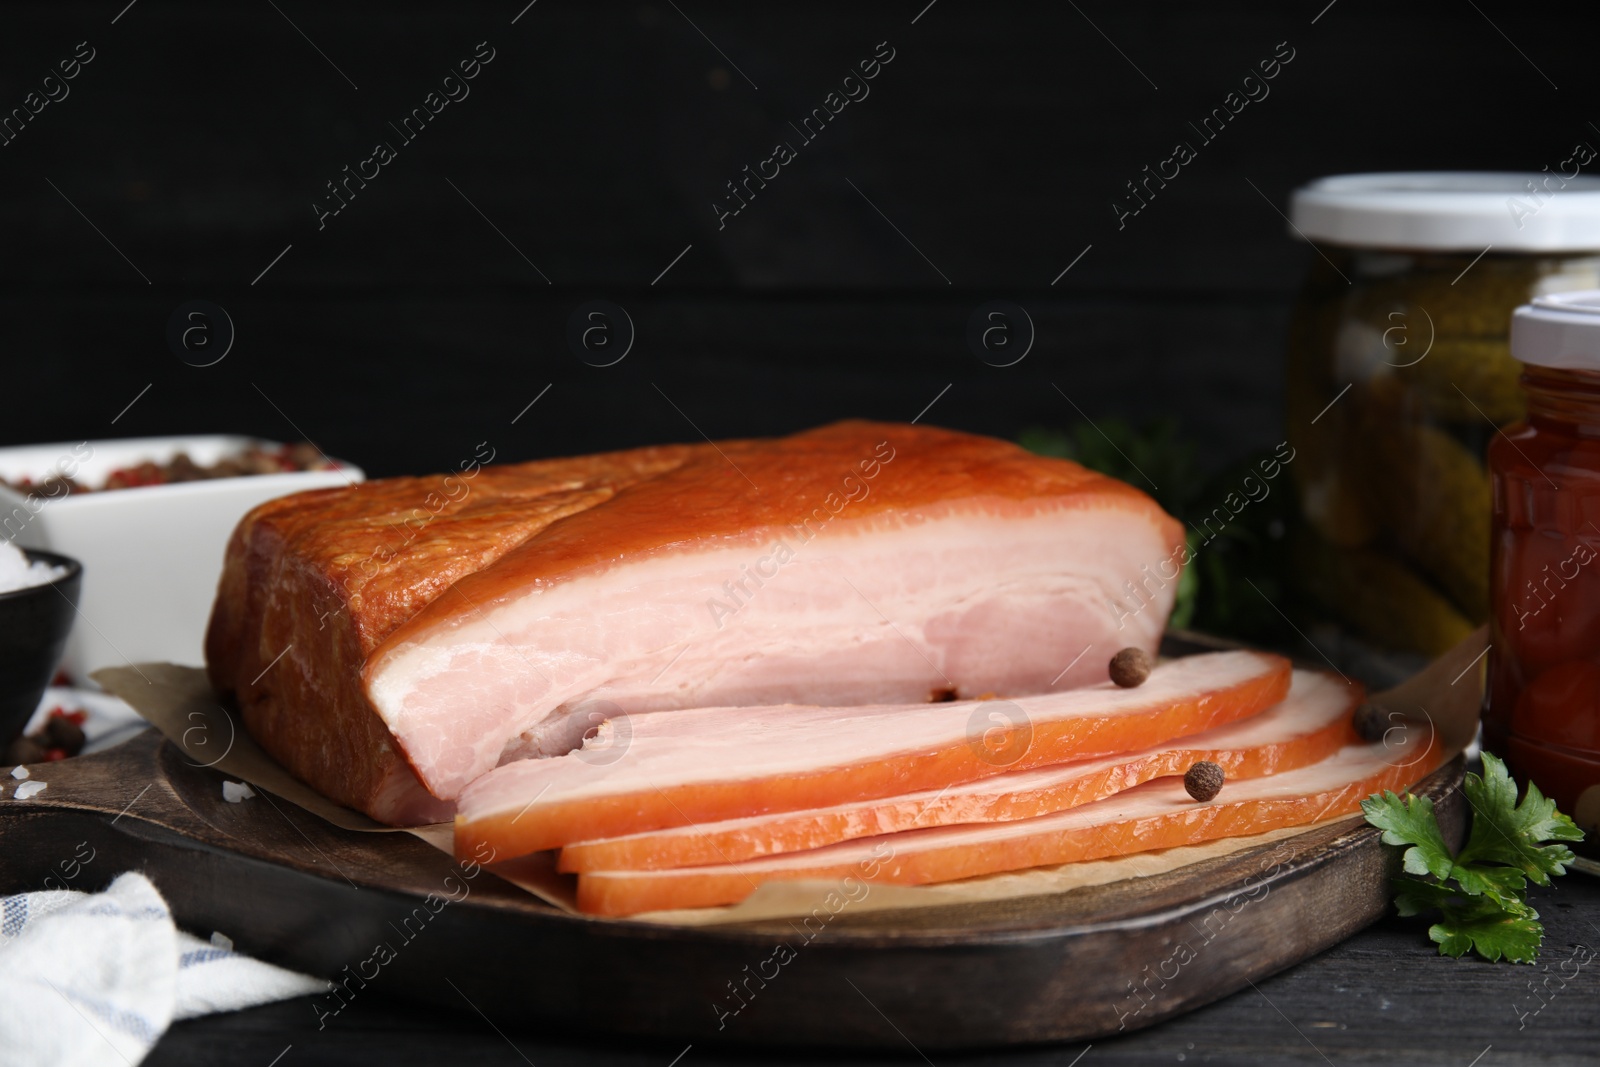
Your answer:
0,548 -> 82,748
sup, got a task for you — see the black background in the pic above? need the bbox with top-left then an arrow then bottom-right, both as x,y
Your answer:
5,0 -> 1598,478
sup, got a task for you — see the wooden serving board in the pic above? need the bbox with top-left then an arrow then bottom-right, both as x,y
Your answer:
0,724 -> 1465,1049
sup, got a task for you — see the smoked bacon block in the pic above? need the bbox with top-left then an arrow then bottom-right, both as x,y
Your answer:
557,669 -> 1356,873
206,421 -> 1184,823
455,651 -> 1291,861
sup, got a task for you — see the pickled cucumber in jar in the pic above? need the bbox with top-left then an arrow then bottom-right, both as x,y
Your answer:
1283,172 -> 1600,653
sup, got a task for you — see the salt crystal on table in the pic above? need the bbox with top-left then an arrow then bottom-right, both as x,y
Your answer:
13,780 -> 46,800
209,932 -> 234,952
9,765 -> 28,780
222,781 -> 255,803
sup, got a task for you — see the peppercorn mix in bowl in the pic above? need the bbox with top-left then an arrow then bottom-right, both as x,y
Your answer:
0,435 -> 363,680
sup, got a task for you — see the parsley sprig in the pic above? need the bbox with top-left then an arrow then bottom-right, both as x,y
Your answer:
1361,752 -> 1585,964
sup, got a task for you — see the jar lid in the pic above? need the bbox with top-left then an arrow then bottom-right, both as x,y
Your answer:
1289,172 -> 1600,252
1511,290 -> 1600,370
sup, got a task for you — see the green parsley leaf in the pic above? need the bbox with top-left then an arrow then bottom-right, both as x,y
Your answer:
1428,895 -> 1544,965
1363,752 -> 1585,964
1449,863 -> 1530,911
1456,753 -> 1583,887
1360,790 -> 1454,880
1390,875 -> 1456,917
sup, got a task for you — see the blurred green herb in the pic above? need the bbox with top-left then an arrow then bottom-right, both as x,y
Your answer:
1019,420 -> 1296,642
1017,420 -> 1200,517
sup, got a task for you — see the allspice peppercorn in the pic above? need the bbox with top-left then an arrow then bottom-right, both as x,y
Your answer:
1353,702 -> 1394,743
1184,760 -> 1225,802
3,736 -> 45,767
44,715 -> 86,754
1109,647 -> 1153,688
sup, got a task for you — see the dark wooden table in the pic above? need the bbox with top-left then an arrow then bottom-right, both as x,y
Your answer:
148,877 -> 1599,1066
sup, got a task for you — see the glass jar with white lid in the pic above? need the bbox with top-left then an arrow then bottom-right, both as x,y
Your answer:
1284,171 -> 1600,655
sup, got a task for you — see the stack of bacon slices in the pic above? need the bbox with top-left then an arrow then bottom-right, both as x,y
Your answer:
456,652 -> 1440,915
204,420 -> 1443,918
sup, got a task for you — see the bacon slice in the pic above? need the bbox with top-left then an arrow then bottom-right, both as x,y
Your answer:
454,650 -> 1292,861
558,669 -> 1358,873
575,724 -> 1443,916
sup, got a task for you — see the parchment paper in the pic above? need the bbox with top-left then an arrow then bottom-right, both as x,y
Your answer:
92,628 -> 1486,927
88,663 -> 578,911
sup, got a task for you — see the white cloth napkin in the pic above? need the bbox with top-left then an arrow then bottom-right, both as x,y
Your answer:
0,871 -> 323,1067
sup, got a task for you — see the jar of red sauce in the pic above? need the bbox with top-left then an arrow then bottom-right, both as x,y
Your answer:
1486,290 -> 1600,831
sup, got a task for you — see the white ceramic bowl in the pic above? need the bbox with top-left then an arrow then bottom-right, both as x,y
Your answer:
0,435 -> 363,681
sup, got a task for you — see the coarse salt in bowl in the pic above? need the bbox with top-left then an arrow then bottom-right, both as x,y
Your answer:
0,545 -> 82,749
0,539 -> 66,594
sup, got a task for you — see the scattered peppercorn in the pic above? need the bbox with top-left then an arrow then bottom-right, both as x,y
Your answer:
3,706 -> 89,767
1353,702 -> 1395,743
43,714 -> 85,753
1184,760 -> 1225,802
1109,647 -> 1153,688
1,443 -> 336,498
3,736 -> 45,766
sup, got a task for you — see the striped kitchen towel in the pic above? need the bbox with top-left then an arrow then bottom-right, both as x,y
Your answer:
0,871 -> 322,1067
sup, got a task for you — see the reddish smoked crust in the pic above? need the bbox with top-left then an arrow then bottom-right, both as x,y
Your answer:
557,681 -> 1359,873
452,658 -> 1292,861
573,731 -> 1445,916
